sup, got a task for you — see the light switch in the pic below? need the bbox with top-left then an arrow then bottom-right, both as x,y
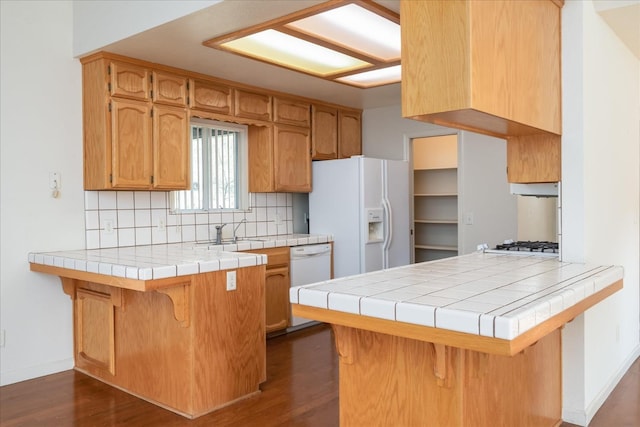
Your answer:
464,212 -> 474,225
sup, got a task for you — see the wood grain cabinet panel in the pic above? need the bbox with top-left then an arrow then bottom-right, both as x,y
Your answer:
75,287 -> 116,376
152,105 -> 190,189
110,98 -> 153,189
189,79 -> 233,114
338,109 -> 362,159
273,124 -> 311,192
401,0 -> 562,183
401,0 -> 561,137
311,105 -> 338,160
109,61 -> 149,100
152,71 -> 187,106
235,89 -> 272,121
246,246 -> 291,334
274,97 -> 310,127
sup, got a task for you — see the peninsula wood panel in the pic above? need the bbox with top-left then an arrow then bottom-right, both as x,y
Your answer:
332,325 -> 561,427
401,0 -> 562,138
83,58 -> 111,189
61,265 -> 265,419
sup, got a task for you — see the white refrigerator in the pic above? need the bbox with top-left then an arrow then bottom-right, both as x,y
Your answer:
309,156 -> 411,278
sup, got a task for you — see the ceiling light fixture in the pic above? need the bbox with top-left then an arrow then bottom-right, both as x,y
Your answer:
203,0 -> 400,88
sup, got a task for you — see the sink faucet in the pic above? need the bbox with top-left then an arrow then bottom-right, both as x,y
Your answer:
214,223 -> 227,245
233,219 -> 247,243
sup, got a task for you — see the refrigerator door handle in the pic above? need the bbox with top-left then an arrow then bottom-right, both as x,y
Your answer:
382,198 -> 393,268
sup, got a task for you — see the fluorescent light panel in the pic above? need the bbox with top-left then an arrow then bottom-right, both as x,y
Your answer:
222,29 -> 371,76
336,64 -> 401,88
286,4 -> 400,61
209,1 -> 400,87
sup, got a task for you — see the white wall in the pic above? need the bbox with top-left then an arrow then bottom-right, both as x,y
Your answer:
363,105 -> 517,254
0,1 -> 84,385
561,1 -> 640,424
73,0 -> 219,57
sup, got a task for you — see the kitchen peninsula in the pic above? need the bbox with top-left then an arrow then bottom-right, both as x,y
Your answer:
28,235 -> 330,419
291,252 -> 623,426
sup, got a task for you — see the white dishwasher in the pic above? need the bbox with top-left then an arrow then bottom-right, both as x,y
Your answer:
289,243 -> 332,330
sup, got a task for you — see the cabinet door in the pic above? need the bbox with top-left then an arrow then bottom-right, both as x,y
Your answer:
274,97 -> 310,127
338,110 -> 362,158
273,124 -> 311,192
311,105 -> 338,160
152,71 -> 187,106
109,61 -> 149,100
235,90 -> 272,121
190,79 -> 234,114
110,98 -> 153,189
76,288 -> 116,375
265,266 -> 290,333
153,105 -> 190,190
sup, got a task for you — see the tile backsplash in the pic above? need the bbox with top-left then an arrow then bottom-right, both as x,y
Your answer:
85,191 -> 294,249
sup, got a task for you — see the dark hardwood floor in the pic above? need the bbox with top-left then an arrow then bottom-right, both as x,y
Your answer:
1,324 -> 638,426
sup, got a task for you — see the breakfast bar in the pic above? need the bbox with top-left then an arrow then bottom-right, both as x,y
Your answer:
291,252 -> 624,426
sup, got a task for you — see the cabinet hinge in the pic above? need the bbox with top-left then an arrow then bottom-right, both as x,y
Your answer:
108,82 -> 111,93
150,108 -> 153,118
186,81 -> 190,90
108,102 -> 112,112
150,90 -> 153,99
107,65 -> 111,75
151,176 -> 154,184
109,174 -> 113,183
150,74 -> 153,83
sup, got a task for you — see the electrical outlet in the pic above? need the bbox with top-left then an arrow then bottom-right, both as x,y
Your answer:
158,218 -> 166,230
226,271 -> 237,291
104,220 -> 114,234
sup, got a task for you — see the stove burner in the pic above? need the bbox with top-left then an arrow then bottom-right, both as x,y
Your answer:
494,240 -> 559,253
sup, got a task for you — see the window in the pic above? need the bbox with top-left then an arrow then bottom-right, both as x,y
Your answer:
171,119 -> 248,211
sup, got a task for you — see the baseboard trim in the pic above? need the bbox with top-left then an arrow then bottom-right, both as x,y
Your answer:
0,357 -> 74,386
563,345 -> 640,426
584,344 -> 640,424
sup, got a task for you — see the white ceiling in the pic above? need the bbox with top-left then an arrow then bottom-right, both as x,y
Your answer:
97,0 -> 402,110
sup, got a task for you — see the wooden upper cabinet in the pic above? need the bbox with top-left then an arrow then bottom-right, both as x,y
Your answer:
311,105 -> 338,160
401,0 -> 562,138
190,79 -> 233,114
248,126 -> 274,193
274,97 -> 310,127
152,71 -> 187,106
109,61 -> 149,100
152,105 -> 190,189
507,134 -> 561,183
273,124 -> 311,192
109,98 -> 153,189
338,109 -> 362,159
235,89 -> 272,121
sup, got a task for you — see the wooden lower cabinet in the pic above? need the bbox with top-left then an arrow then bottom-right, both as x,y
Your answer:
65,266 -> 266,419
245,247 -> 290,333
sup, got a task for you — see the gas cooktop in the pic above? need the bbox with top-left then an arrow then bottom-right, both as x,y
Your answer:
494,240 -> 559,253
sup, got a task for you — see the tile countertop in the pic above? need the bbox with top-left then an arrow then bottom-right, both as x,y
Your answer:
290,252 -> 623,341
28,234 -> 332,281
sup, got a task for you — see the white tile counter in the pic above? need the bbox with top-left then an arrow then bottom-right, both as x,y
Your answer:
290,252 -> 623,341
29,234 -> 332,281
